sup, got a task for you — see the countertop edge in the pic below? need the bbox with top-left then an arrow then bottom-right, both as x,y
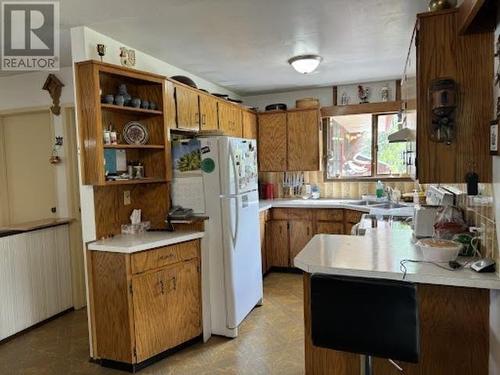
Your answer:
88,231 -> 205,253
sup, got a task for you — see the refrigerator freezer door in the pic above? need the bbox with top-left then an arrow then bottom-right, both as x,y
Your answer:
221,190 -> 263,329
220,137 -> 258,196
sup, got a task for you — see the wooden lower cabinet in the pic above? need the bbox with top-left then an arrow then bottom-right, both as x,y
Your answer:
265,208 -> 362,270
259,210 -> 269,274
289,221 -> 314,263
316,221 -> 344,235
89,239 -> 202,366
304,274 -> 489,375
267,220 -> 289,267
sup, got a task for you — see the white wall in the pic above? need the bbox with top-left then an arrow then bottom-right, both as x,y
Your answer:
243,87 -> 333,110
75,26 -> 239,98
0,67 -> 75,218
242,80 -> 398,111
491,7 -> 500,375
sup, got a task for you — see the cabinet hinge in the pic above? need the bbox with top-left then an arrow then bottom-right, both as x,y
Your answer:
129,283 -> 133,295
287,222 -> 290,230
133,347 -> 137,359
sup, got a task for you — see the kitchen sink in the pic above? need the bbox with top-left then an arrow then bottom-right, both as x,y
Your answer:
347,200 -> 385,206
371,202 -> 407,209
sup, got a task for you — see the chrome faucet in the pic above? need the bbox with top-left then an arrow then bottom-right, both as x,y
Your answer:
385,186 -> 394,203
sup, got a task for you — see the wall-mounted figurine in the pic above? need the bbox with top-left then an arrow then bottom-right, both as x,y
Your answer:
97,44 -> 106,62
358,85 -> 369,104
120,47 -> 136,67
42,74 -> 65,116
429,78 -> 457,145
381,86 -> 389,102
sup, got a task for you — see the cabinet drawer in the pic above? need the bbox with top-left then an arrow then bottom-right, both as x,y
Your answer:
132,246 -> 180,274
316,209 -> 344,222
345,210 -> 364,224
131,241 -> 199,274
287,209 -> 313,220
178,240 -> 200,261
271,208 -> 289,220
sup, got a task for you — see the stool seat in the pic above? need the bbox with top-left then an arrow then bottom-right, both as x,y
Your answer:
311,274 -> 420,364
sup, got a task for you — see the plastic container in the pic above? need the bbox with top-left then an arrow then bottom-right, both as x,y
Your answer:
416,238 -> 462,262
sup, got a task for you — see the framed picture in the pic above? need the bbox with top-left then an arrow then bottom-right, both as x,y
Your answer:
491,120 -> 499,155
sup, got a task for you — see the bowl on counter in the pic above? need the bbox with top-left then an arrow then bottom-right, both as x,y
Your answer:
416,238 -> 462,262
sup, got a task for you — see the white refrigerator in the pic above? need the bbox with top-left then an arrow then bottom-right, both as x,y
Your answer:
200,136 -> 263,338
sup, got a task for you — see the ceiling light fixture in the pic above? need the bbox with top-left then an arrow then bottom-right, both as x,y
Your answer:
288,54 -> 323,74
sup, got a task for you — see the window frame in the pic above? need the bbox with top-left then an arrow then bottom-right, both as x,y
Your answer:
323,112 -> 412,182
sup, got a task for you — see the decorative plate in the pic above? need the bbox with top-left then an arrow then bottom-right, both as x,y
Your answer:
123,121 -> 149,145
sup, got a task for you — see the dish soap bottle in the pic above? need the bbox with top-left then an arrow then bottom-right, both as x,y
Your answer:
376,180 -> 384,198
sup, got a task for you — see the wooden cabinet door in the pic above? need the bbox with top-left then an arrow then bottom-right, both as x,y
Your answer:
242,111 -> 258,139
316,222 -> 344,235
218,101 -> 242,137
199,94 -> 218,130
289,220 -> 314,266
132,259 -> 201,362
267,220 -> 289,267
258,112 -> 287,171
175,85 -> 199,130
132,265 -> 179,362
259,211 -> 268,274
287,109 -> 320,171
171,259 -> 202,347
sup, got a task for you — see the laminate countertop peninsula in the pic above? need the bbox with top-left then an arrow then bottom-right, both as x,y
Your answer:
294,217 -> 500,290
296,216 -> 498,375
87,230 -> 204,253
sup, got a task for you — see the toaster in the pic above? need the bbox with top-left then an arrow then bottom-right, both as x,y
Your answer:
413,205 -> 440,238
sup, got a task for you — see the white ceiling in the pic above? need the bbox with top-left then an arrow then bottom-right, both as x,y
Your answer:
25,0 -> 427,94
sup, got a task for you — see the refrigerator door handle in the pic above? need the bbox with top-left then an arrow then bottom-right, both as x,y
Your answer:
226,196 -> 239,249
233,198 -> 239,249
229,142 -> 239,195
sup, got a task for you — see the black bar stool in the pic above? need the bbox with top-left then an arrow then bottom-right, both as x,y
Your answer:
310,274 -> 420,374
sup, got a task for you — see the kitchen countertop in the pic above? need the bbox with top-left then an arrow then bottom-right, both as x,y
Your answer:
259,198 -> 373,212
88,230 -> 204,254
294,217 -> 500,290
0,218 -> 72,236
259,198 -> 397,212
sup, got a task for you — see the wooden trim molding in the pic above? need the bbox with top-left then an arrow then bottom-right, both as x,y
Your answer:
321,101 -> 402,117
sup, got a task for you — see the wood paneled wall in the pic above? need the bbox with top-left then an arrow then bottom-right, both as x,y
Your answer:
93,183 -> 170,239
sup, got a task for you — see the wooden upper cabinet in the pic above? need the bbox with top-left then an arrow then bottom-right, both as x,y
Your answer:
74,60 -> 169,186
287,109 -> 320,171
242,111 -> 258,140
258,112 -> 287,171
175,85 -> 199,130
218,101 -> 242,137
199,94 -> 218,131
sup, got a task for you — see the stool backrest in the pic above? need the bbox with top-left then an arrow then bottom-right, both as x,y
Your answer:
311,274 -> 420,363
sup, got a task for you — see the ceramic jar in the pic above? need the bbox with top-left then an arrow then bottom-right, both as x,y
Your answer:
103,94 -> 114,104
117,84 -> 131,106
141,100 -> 149,109
114,94 -> 125,106
131,98 -> 141,108
429,0 -> 457,11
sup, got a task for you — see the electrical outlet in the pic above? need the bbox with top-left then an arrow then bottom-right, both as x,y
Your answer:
124,190 -> 131,206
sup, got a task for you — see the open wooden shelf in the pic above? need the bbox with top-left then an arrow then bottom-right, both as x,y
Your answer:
101,103 -> 163,116
104,178 -> 167,186
104,144 -> 165,150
